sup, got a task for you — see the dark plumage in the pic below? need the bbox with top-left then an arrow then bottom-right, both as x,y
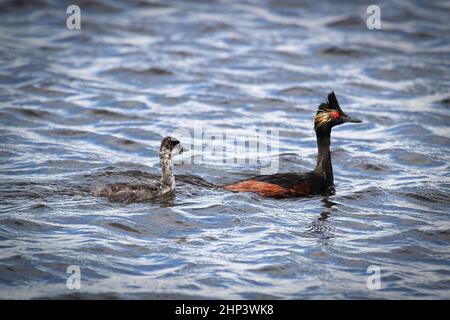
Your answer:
224,92 -> 362,198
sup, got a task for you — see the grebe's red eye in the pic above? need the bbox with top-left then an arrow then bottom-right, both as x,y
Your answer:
331,111 -> 340,119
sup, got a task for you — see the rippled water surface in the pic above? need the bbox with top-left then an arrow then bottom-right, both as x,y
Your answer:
1,0 -> 450,299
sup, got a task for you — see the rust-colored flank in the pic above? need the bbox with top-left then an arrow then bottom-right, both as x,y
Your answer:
224,180 -> 310,198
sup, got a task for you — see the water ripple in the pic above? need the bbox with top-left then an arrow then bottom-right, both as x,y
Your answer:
0,0 -> 449,299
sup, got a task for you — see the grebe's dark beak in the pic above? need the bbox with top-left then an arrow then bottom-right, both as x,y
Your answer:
342,115 -> 362,123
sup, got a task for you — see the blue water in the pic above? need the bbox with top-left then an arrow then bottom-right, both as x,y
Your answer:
0,0 -> 449,299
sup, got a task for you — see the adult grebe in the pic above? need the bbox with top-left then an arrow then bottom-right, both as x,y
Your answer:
224,92 -> 362,198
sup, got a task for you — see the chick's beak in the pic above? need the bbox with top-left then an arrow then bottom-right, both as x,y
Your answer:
178,144 -> 187,154
172,143 -> 185,155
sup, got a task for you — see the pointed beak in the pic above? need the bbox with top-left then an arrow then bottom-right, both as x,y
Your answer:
342,115 -> 362,123
179,144 -> 189,154
173,143 -> 186,155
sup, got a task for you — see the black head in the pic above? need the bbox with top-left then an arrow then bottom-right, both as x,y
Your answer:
160,136 -> 184,155
314,92 -> 362,131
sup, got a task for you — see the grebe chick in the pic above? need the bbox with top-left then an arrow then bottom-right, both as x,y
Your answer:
224,92 -> 362,198
94,136 -> 184,203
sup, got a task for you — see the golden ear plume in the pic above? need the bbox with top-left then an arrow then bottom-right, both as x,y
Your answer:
314,112 -> 331,128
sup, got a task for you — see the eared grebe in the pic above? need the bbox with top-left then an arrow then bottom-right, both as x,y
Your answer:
224,92 -> 362,198
93,136 -> 184,203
